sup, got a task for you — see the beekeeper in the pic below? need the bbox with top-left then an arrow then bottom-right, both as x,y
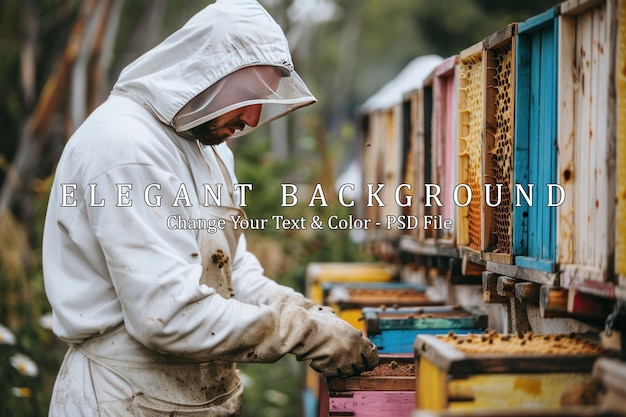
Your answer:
42,1 -> 379,416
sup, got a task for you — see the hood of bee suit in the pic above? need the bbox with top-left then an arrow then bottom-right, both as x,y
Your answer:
110,0 -> 316,138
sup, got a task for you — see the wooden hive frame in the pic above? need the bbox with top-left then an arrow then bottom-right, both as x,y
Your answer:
557,0 -> 619,285
430,56 -> 460,248
482,23 -> 518,265
513,7 -> 560,273
402,83 -> 437,247
456,41 -> 486,255
402,87 -> 429,245
380,105 -> 405,240
360,110 -> 389,251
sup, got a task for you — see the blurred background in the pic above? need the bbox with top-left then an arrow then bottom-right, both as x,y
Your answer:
0,0 -> 559,416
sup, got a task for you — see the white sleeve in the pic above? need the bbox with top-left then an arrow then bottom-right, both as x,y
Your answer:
230,234 -> 315,307
83,164 -> 317,362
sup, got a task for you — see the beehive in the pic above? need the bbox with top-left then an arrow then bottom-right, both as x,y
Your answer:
305,262 -> 395,306
414,332 -> 605,411
457,41 -> 485,252
363,305 -> 487,354
430,56 -> 459,246
304,262 -> 395,408
557,0 -> 619,283
512,8 -> 559,272
319,356 -> 416,417
483,24 -> 517,263
402,87 -> 431,243
323,282 -> 442,332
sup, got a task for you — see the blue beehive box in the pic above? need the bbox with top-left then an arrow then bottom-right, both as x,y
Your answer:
513,7 -> 559,272
363,305 -> 488,354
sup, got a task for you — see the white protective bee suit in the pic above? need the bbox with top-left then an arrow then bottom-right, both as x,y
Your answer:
42,1 -> 379,416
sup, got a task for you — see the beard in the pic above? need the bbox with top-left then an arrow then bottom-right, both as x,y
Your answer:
188,119 -> 245,146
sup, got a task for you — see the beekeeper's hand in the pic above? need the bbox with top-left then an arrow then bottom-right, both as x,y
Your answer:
291,312 -> 379,377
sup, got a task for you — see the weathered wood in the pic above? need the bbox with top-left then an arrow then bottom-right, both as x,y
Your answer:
328,377 -> 414,392
515,282 -> 540,303
560,0 -> 607,15
364,305 -> 487,354
430,56 -> 459,244
462,257 -> 485,277
557,0 -> 617,280
496,276 -> 517,297
513,8 -> 559,272
483,22 -> 517,49
540,286 -> 570,318
507,296 -> 531,333
414,334 -> 599,374
482,272 -> 508,303
483,252 -> 514,265
486,261 -> 559,286
326,356 -> 414,391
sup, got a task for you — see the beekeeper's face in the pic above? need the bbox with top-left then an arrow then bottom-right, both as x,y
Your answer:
188,104 -> 262,146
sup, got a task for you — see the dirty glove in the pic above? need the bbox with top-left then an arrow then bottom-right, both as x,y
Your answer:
291,310 -> 379,377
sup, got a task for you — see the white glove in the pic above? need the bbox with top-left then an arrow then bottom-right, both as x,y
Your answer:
294,312 -> 379,377
209,301 -> 378,377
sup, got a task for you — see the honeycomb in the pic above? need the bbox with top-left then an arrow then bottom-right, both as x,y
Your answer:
617,0 -> 626,275
458,52 -> 484,250
437,331 -> 603,355
360,360 -> 415,377
345,288 -> 429,304
488,43 -> 514,253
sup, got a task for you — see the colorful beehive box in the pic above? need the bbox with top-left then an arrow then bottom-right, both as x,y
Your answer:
358,56 -> 443,249
363,305 -> 488,354
323,282 -> 443,332
319,356 -> 416,417
412,407 -> 626,416
482,23 -> 517,265
557,0 -> 620,284
512,7 -> 559,272
617,0 -> 626,284
414,332 -> 605,412
304,262 -> 395,412
401,85 -> 432,245
305,262 -> 396,306
362,104 -> 403,241
429,55 -> 459,248
456,41 -> 485,254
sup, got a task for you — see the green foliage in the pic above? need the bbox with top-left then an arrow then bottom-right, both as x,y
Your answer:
0,184 -> 65,417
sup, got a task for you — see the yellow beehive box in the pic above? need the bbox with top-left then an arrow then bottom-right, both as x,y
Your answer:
305,262 -> 396,306
414,332 -> 606,412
